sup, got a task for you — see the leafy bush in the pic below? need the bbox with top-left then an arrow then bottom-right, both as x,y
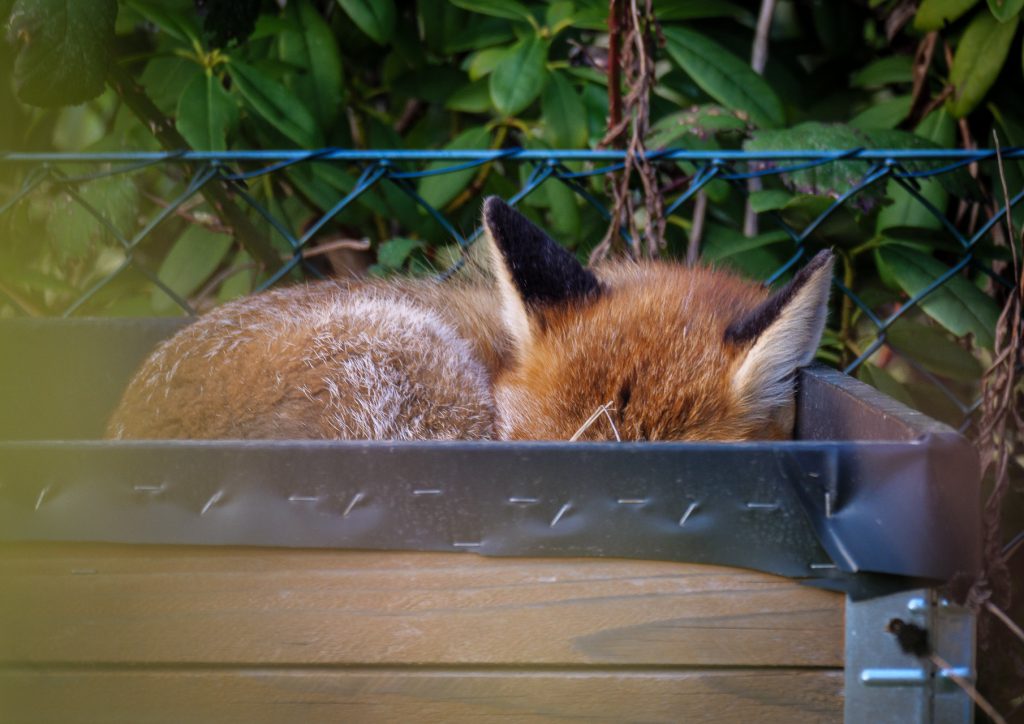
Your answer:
0,0 -> 1022,428
3,3 -> 1024,709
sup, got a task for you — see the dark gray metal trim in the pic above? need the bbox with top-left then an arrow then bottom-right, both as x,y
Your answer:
0,437 -> 979,587
0,320 -> 982,594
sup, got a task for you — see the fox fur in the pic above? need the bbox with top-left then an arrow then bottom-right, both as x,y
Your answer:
108,197 -> 834,442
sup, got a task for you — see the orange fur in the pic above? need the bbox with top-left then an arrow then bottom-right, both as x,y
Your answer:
109,200 -> 832,441
495,262 -> 790,441
108,279 -> 509,440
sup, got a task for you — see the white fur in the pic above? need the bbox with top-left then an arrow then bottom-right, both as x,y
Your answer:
483,229 -> 533,360
732,260 -> 834,420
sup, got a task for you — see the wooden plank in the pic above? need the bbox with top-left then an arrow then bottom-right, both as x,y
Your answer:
0,668 -> 844,723
0,543 -> 843,667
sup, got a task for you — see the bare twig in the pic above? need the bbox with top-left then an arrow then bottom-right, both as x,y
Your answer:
141,190 -> 233,234
594,0 -> 663,263
301,237 -> 371,258
750,0 -> 777,74
912,85 -> 954,129
953,113 -> 980,227
0,278 -> 42,316
192,262 -> 259,308
986,601 -> 1024,648
930,653 -> 1007,724
970,134 -> 1024,716
904,32 -> 939,128
393,99 -> 425,135
994,132 -> 1020,277
743,0 -> 777,238
606,0 -> 624,143
884,0 -> 918,42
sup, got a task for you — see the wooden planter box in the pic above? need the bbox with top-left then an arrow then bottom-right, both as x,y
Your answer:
0,319 -> 979,722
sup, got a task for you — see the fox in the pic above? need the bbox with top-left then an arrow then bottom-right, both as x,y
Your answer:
107,197 -> 834,442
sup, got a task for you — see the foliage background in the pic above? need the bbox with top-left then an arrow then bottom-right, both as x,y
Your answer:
1,0 -> 1023,715
1,0 -> 1021,417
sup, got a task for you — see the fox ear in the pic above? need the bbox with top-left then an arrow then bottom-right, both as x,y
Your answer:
482,196 -> 600,352
726,250 -> 835,420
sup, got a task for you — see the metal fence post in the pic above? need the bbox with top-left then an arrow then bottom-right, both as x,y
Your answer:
845,589 -> 977,723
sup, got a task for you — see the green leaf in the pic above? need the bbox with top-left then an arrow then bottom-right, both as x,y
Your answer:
850,56 -> 914,88
489,35 -> 549,116
542,177 -> 581,239
701,229 -> 791,262
572,2 -> 610,29
881,227 -> 962,254
541,72 -> 587,149
450,0 -> 534,22
648,105 -> 749,147
545,1 -> 574,28
947,10 -> 1018,118
153,225 -> 234,313
746,123 -> 871,196
53,104 -> 107,150
467,47 -> 508,80
655,0 -> 748,20
875,246 -> 999,347
287,163 -> 354,214
581,83 -> 610,144
857,364 -> 916,407
886,320 -> 983,382
280,0 -> 344,129
376,237 -> 424,268
8,0 -> 118,107
849,96 -> 912,130
662,26 -> 784,129
987,0 -> 1024,21
229,60 -> 322,148
392,65 -> 464,105
914,0 -> 980,30
123,0 -> 200,44
200,0 -> 261,47
417,125 -> 492,209
745,122 -> 957,208
419,0 -> 465,53
445,79 -> 493,113
176,72 -> 238,151
443,16 -> 514,53
287,162 -> 394,222
217,250 -> 254,303
141,57 -> 201,115
746,190 -> 793,213
4,268 -> 78,297
45,176 -> 138,261
876,108 -> 955,233
778,194 -> 869,246
336,0 -> 396,44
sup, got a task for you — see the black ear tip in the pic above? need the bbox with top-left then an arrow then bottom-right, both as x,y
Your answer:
789,249 -> 834,287
806,248 -> 835,273
483,196 -> 513,225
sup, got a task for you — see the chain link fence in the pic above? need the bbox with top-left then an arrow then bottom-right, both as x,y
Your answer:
1,146 -> 1023,714
0,148 -> 1018,428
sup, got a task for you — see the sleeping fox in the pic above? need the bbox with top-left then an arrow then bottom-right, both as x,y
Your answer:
107,197 -> 834,442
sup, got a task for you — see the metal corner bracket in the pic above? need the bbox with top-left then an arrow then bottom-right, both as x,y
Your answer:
845,588 -> 976,723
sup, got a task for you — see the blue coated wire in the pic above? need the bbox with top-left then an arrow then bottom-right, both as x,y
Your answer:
0,146 -> 1018,432
4,147 -> 1024,165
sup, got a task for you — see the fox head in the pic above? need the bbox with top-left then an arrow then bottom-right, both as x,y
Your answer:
482,197 -> 834,441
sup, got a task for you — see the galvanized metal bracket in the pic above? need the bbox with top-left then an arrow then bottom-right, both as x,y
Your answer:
845,588 -> 976,723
